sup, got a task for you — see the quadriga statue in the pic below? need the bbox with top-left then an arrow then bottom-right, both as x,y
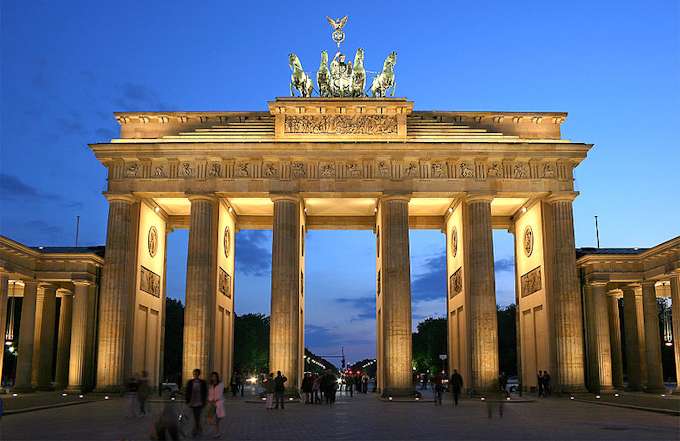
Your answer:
289,53 -> 314,97
370,51 -> 397,97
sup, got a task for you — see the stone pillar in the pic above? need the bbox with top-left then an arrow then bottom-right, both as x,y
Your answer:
55,291 -> 73,389
15,281 -> 38,391
36,284 -> 57,390
96,194 -> 137,391
269,194 -> 302,394
670,274 -> 680,393
584,282 -> 613,392
544,194 -> 585,392
67,282 -> 92,392
641,281 -> 664,392
379,194 -> 413,396
183,195 -> 218,382
463,195 -> 498,392
607,291 -> 624,389
0,273 -> 8,381
634,291 -> 647,385
622,285 -> 642,391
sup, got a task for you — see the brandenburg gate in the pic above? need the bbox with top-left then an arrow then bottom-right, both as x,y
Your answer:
90,95 -> 592,395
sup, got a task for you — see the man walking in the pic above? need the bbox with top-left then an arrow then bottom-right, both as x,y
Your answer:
274,371 -> 287,409
450,369 -> 463,407
185,368 -> 207,437
433,371 -> 444,405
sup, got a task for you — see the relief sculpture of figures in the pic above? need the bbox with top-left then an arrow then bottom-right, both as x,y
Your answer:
317,51 -> 332,97
371,51 -> 397,97
289,53 -> 314,97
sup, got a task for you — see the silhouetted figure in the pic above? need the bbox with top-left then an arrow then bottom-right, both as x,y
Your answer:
185,368 -> 207,437
274,371 -> 287,409
537,371 -> 544,397
543,371 -> 552,397
498,372 -> 508,397
450,369 -> 463,407
433,372 -> 444,405
302,373 -> 313,404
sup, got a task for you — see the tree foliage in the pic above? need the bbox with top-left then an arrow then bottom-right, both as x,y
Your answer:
233,313 -> 269,374
412,317 -> 447,373
163,298 -> 184,383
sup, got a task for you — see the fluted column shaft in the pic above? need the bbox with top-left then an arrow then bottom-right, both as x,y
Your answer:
545,196 -> 585,392
96,196 -> 136,390
67,282 -> 91,392
622,285 -> 642,391
36,285 -> 57,390
463,196 -> 498,392
269,195 -> 302,393
641,281 -> 664,392
15,281 -> 39,391
607,293 -> 624,389
670,275 -> 680,393
0,274 -> 8,380
379,195 -> 413,396
585,283 -> 612,391
55,292 -> 73,388
183,196 -> 218,382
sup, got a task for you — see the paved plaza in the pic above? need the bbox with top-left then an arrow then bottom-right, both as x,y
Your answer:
2,391 -> 678,440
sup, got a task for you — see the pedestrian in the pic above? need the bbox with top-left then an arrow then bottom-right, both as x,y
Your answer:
543,371 -> 551,397
347,374 -> 354,397
263,372 -> 275,410
185,368 -> 207,437
362,373 -> 368,393
302,373 -> 313,404
125,373 -> 139,417
207,372 -> 225,439
274,370 -> 287,409
450,369 -> 463,407
153,396 -> 180,441
537,371 -> 544,397
312,374 -> 321,404
433,371 -> 444,405
498,372 -> 508,397
230,370 -> 239,398
137,370 -> 150,416
238,371 -> 244,397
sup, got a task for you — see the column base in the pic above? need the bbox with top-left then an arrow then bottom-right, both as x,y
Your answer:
94,385 -> 126,394
12,385 -> 36,393
65,385 -> 85,393
644,385 -> 666,394
381,387 -> 416,398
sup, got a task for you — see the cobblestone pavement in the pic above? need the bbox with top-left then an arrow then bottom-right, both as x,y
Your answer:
1,391 -> 678,440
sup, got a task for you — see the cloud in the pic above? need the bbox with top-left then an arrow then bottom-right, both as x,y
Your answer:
0,173 -> 83,209
335,296 -> 375,321
494,257 -> 515,272
411,253 -> 447,301
113,82 -> 173,111
235,230 -> 271,277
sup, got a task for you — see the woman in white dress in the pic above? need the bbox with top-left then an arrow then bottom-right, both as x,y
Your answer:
208,372 -> 226,438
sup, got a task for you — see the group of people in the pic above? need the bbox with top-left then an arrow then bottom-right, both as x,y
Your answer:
183,369 -> 226,439
299,370 -> 339,405
429,369 -> 464,406
261,371 -> 289,409
537,370 -> 552,397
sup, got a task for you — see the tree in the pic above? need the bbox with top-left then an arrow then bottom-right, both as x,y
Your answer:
163,298 -> 184,384
497,304 -> 517,376
233,313 -> 269,374
412,317 -> 447,373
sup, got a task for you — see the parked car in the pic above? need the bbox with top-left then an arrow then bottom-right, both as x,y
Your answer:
161,382 -> 179,395
505,376 -> 519,393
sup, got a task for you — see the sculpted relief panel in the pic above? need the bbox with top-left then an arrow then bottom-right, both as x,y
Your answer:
283,115 -> 398,135
111,158 -> 569,182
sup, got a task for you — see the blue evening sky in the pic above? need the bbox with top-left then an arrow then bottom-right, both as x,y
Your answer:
1,1 -> 678,363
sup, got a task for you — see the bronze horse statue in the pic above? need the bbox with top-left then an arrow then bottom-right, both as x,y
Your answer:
317,50 -> 332,97
351,48 -> 366,97
370,51 -> 397,97
289,53 -> 313,97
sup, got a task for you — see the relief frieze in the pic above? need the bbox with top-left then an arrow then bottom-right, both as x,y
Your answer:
520,266 -> 542,298
140,266 -> 161,297
450,267 -> 462,297
283,115 -> 398,135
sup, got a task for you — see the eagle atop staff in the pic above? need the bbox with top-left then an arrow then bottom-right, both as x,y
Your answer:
326,15 -> 348,47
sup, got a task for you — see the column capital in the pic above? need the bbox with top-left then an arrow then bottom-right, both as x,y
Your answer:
587,280 -> 609,288
22,279 -> 40,288
103,192 -> 137,204
464,192 -> 495,203
57,288 -> 73,296
380,193 -> 411,203
607,288 -> 623,298
545,191 -> 579,203
187,193 -> 217,203
39,282 -> 57,291
270,193 -> 301,203
72,279 -> 94,287
640,279 -> 657,288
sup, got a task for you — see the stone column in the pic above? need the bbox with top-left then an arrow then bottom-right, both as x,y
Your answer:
36,284 -> 57,390
96,194 -> 137,391
15,281 -> 38,391
544,194 -> 585,392
584,282 -> 613,392
67,282 -> 91,392
55,291 -> 73,389
269,194 -> 302,394
379,194 -> 413,396
0,273 -> 8,381
622,285 -> 642,391
670,274 -> 680,393
641,281 -> 664,392
607,291 -> 624,389
183,195 -> 218,382
463,195 -> 498,392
